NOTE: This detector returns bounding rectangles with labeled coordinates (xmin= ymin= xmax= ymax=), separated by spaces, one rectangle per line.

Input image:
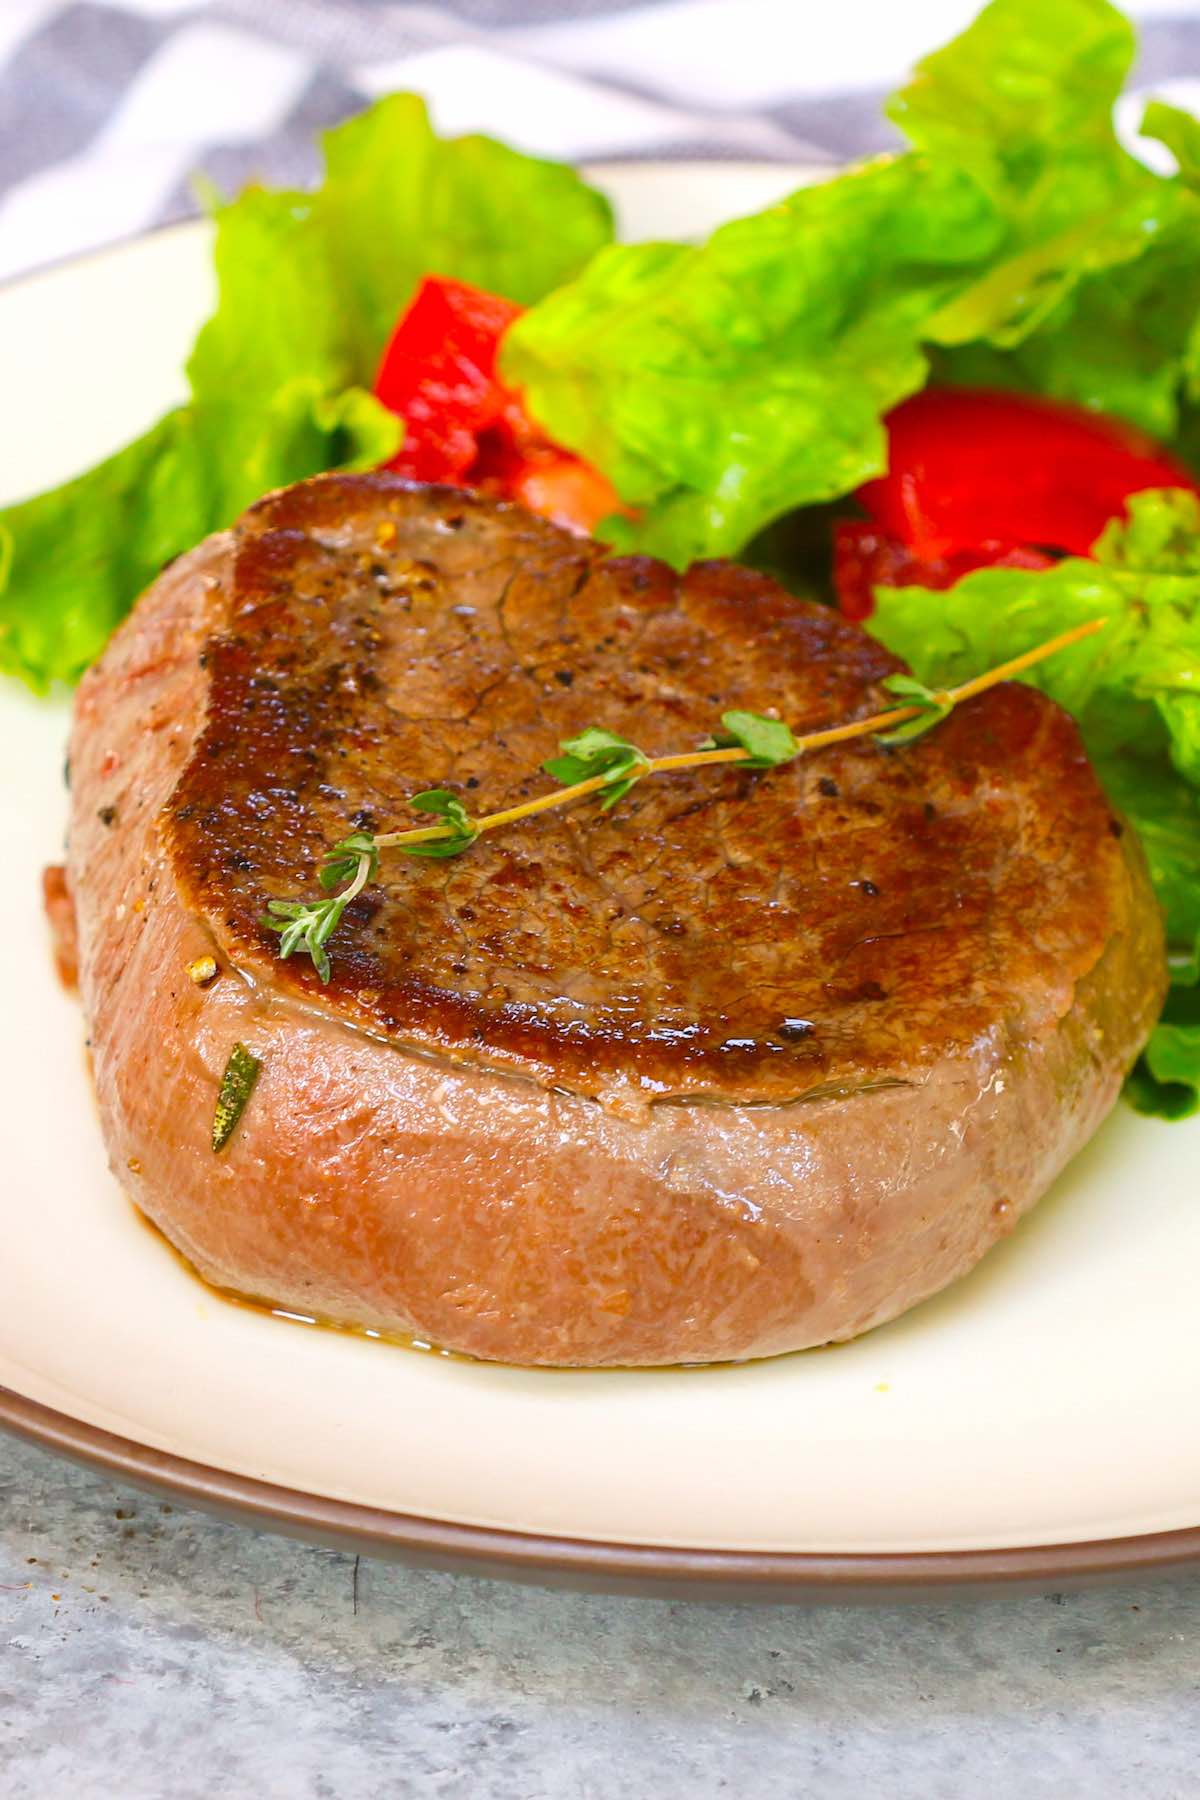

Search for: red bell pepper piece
xmin=835 ymin=387 xmax=1199 ymax=618
xmin=860 ymin=388 xmax=1196 ymax=559
xmin=374 ymin=276 xmax=524 ymax=485
xmin=832 ymin=522 xmax=1055 ymax=623
xmin=373 ymin=275 xmax=624 ymax=536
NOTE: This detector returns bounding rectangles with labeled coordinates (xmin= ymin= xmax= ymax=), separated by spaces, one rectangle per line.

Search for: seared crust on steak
xmin=62 ymin=474 xmax=1167 ymax=1365
xmin=166 ymin=475 xmax=1145 ymax=1107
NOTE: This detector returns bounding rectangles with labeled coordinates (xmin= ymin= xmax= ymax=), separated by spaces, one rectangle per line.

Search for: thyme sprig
xmin=267 ymin=616 xmax=1105 ymax=982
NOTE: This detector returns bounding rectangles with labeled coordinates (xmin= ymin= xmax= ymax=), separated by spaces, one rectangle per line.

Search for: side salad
xmin=3 ymin=0 xmax=1200 ymax=1118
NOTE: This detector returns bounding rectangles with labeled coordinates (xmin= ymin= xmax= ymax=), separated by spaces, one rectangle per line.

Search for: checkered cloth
xmin=1 ymin=0 xmax=1198 ymax=282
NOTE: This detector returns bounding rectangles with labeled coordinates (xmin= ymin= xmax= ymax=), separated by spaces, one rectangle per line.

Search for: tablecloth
xmin=3 ymin=0 xmax=1199 ymax=285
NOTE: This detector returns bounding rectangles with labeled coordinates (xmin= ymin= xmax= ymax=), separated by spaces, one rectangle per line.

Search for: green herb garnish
xmin=875 ymin=675 xmax=955 ymax=745
xmin=397 ymin=790 xmax=478 ymax=857
xmin=265 ymin=832 xmax=379 ymax=980
xmin=212 ymin=1042 xmax=262 ymax=1152
xmin=543 ymin=728 xmax=650 ymax=808
xmin=263 ymin=896 xmax=352 ymax=983
xmin=703 ymin=711 xmax=801 ymax=767
xmin=319 ymin=829 xmax=380 ymax=889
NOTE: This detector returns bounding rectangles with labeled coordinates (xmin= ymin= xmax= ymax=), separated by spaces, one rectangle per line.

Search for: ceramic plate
xmin=3 ymin=165 xmax=1199 ymax=1599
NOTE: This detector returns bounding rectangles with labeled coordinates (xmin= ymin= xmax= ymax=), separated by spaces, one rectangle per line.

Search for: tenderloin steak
xmin=55 ymin=473 xmax=1167 ymax=1365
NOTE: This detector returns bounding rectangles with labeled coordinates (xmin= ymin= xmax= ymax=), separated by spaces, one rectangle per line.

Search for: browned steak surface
xmin=165 ymin=474 xmax=1138 ymax=1105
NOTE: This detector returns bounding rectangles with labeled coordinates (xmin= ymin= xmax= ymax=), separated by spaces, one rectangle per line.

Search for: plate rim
xmin=4 ymin=182 xmax=1199 ymax=1601
xmin=0 ymin=158 xmax=820 ymax=300
xmin=5 ymin=1383 xmax=1200 ymax=1598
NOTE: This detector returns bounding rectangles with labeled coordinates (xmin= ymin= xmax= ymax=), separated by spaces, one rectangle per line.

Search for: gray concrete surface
xmin=2 ymin=1433 xmax=1200 ymax=1799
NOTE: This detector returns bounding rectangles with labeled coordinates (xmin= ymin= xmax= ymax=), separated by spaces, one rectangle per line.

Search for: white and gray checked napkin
xmin=1 ymin=0 xmax=1199 ymax=284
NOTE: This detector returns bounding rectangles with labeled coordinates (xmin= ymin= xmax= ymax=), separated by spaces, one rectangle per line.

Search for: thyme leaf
xmin=543 ymin=727 xmax=649 ymax=809
xmin=264 ymin=833 xmax=378 ymax=980
xmin=319 ymin=829 xmax=380 ymax=890
xmin=875 ymin=674 xmax=954 ymax=745
xmin=398 ymin=789 xmax=478 ymax=857
xmin=702 ymin=710 xmax=800 ymax=767
xmin=212 ymin=1041 xmax=261 ymax=1152
xmin=263 ymin=896 xmax=348 ymax=982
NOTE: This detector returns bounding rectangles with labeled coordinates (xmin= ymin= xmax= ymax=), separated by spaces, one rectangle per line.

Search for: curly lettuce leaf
xmin=505 ymin=157 xmax=1003 ymax=565
xmin=891 ymin=0 xmax=1132 ymax=185
xmin=187 ymin=185 xmax=347 ymax=402
xmin=190 ymin=101 xmax=611 ymax=402
xmin=506 ymin=0 xmax=1198 ymax=566
xmin=1099 ymin=755 xmax=1200 ymax=991
xmin=1125 ymin=982 xmax=1200 ymax=1120
xmin=0 ymin=96 xmax=612 ymax=690
xmin=869 ymin=488 xmax=1200 ymax=1118
xmin=315 ymin=94 xmax=613 ymax=374
xmin=0 ymin=385 xmax=398 ymax=689
xmin=930 ymin=227 xmax=1200 ymax=442
xmin=1141 ymin=111 xmax=1200 ymax=418
xmin=927 ymin=71 xmax=1200 ymax=441
xmin=1141 ymin=99 xmax=1200 ymax=190
xmin=892 ymin=0 xmax=1181 ymax=349
xmin=932 ymin=93 xmax=1200 ymax=442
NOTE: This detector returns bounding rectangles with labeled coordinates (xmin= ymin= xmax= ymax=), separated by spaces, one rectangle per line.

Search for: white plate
xmin=3 ymin=165 xmax=1199 ymax=1594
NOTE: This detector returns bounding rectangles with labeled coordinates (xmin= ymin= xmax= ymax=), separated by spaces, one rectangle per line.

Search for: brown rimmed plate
xmin=6 ymin=1385 xmax=1200 ymax=1601
xmin=3 ymin=169 xmax=1199 ymax=1600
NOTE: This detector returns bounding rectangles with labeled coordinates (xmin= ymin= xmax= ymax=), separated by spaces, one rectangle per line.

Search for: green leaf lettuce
xmin=869 ymin=488 xmax=1200 ymax=1117
xmin=0 ymin=96 xmax=612 ymax=688
xmin=504 ymin=157 xmax=1002 ymax=565
xmin=504 ymin=0 xmax=1200 ymax=565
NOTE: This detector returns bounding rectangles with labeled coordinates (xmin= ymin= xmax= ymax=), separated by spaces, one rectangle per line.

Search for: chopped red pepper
xmin=835 ymin=387 xmax=1199 ymax=618
xmin=373 ymin=275 xmax=623 ymax=536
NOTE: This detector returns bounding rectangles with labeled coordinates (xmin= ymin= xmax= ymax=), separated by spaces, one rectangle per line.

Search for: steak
xmin=57 ymin=473 xmax=1167 ymax=1365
